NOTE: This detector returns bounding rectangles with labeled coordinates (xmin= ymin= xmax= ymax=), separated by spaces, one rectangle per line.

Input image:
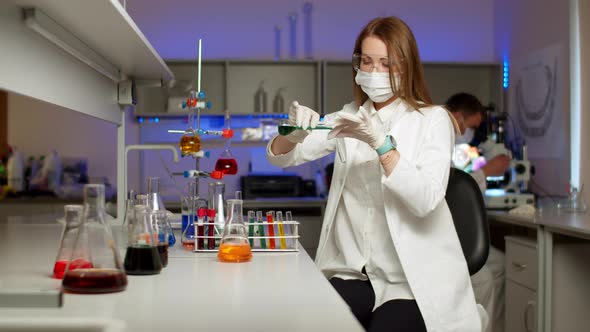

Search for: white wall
xmin=576 ymin=0 xmax=590 ymax=191
xmin=126 ymin=0 xmax=496 ymax=63
xmin=494 ymin=0 xmax=571 ymax=196
xmin=7 ymin=93 xmax=121 ymax=187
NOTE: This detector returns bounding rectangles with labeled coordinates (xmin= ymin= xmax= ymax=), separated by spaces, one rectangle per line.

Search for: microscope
xmin=478 ymin=104 xmax=535 ymax=209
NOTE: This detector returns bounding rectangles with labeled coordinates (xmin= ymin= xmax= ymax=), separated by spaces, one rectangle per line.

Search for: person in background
xmin=446 ymin=93 xmax=511 ymax=192
xmin=268 ymin=17 xmax=486 ymax=332
xmin=446 ymin=92 xmax=508 ymax=332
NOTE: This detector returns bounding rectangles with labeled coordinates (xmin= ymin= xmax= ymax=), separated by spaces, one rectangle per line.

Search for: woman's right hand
xmin=285 ymin=101 xmax=320 ymax=144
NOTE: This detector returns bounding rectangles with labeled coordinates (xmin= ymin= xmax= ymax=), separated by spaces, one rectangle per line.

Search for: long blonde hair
xmin=352 ymin=17 xmax=432 ymax=110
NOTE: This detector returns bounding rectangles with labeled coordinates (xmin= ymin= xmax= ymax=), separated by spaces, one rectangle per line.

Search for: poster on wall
xmin=509 ymin=44 xmax=566 ymax=159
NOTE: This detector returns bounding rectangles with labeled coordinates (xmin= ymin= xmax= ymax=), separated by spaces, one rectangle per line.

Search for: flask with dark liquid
xmin=62 ymin=184 xmax=128 ymax=294
xmin=124 ymin=206 xmax=162 ymax=275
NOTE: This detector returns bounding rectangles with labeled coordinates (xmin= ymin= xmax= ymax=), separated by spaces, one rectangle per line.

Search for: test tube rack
xmin=192 ymin=220 xmax=300 ymax=253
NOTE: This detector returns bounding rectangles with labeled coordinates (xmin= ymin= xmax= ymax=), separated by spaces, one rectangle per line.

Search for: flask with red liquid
xmin=62 ymin=184 xmax=128 ymax=294
xmin=214 ymin=110 xmax=238 ymax=175
xmin=52 ymin=205 xmax=91 ymax=279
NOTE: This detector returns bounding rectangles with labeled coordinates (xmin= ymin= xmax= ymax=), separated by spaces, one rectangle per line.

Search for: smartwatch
xmin=376 ymin=135 xmax=397 ymax=156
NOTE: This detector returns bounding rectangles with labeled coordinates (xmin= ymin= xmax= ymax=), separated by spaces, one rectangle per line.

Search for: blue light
xmin=155 ymin=117 xmax=159 ymax=123
xmin=502 ymin=60 xmax=509 ymax=89
xmin=138 ymin=117 xmax=144 ymax=123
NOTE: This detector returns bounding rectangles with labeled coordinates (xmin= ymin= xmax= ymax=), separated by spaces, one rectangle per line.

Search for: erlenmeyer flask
xmin=124 ymin=206 xmax=162 ymax=275
xmin=146 ymin=177 xmax=176 ymax=246
xmin=208 ymin=182 xmax=226 ymax=235
xmin=218 ymin=199 xmax=252 ymax=263
xmin=147 ymin=177 xmax=165 ymax=211
xmin=53 ymin=205 xmax=88 ymax=279
xmin=62 ymin=184 xmax=128 ymax=294
xmin=151 ymin=210 xmax=171 ymax=268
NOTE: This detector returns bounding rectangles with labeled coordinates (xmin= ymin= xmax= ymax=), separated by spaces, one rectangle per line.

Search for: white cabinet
xmin=505 ymin=280 xmax=536 ymax=332
xmin=505 ymin=236 xmax=537 ymax=332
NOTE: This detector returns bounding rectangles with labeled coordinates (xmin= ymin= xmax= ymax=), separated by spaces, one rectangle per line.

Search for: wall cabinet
xmin=136 ymin=60 xmax=502 ymax=117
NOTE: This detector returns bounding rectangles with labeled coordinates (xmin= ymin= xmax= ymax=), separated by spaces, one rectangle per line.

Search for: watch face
xmin=389 ymin=135 xmax=397 ymax=148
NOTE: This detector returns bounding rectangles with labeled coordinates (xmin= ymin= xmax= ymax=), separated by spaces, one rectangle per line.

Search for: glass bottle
xmin=124 ymin=205 xmax=162 ymax=275
xmin=53 ymin=205 xmax=86 ymax=279
xmin=215 ymin=111 xmax=238 ymax=175
xmin=62 ymin=184 xmax=128 ymax=293
xmin=218 ymin=199 xmax=252 ymax=263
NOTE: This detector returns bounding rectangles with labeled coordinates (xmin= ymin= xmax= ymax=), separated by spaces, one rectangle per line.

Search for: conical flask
xmin=53 ymin=205 xmax=88 ymax=279
xmin=147 ymin=177 xmax=176 ymax=246
xmin=147 ymin=177 xmax=165 ymax=211
xmin=62 ymin=184 xmax=128 ymax=294
xmin=124 ymin=206 xmax=162 ymax=275
xmin=218 ymin=199 xmax=252 ymax=263
xmin=151 ymin=210 xmax=170 ymax=268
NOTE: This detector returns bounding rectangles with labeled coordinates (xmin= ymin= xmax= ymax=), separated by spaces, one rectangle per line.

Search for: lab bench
xmin=487 ymin=209 xmax=590 ymax=332
xmin=0 ymin=214 xmax=363 ymax=332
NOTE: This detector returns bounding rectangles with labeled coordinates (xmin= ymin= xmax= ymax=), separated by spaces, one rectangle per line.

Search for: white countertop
xmin=0 ymin=216 xmax=363 ymax=332
xmin=487 ymin=208 xmax=590 ymax=239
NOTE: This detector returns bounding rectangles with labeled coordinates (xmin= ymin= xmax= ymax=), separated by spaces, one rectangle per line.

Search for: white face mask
xmin=456 ymin=127 xmax=475 ymax=144
xmin=355 ymin=71 xmax=399 ymax=103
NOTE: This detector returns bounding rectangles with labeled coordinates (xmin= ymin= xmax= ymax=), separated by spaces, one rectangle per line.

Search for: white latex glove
xmin=285 ymin=101 xmax=320 ymax=144
xmin=327 ymin=106 xmax=386 ymax=150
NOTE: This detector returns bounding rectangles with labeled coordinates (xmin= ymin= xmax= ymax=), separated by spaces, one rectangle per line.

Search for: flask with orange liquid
xmin=217 ymin=199 xmax=252 ymax=263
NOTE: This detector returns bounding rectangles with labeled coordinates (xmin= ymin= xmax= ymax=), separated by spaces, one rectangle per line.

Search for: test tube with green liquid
xmin=278 ymin=124 xmax=332 ymax=136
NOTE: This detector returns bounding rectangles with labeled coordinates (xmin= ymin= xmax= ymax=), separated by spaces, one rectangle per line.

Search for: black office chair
xmin=445 ymin=168 xmax=490 ymax=276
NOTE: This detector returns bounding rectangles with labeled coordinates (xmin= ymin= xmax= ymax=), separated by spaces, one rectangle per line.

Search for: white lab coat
xmin=267 ymin=99 xmax=485 ymax=331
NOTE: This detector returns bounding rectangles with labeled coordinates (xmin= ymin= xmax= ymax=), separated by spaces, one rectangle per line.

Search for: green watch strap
xmin=376 ymin=135 xmax=396 ymax=156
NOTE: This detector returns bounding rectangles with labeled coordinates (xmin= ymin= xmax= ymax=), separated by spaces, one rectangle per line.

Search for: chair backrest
xmin=445 ymin=168 xmax=490 ymax=276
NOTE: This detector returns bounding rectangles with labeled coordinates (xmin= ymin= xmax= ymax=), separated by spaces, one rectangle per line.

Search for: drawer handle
xmin=512 ymin=262 xmax=527 ymax=270
xmin=524 ymin=300 xmax=535 ymax=332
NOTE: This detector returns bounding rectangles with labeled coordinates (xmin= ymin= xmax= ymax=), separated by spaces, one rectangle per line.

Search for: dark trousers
xmin=330 ymin=277 xmax=427 ymax=332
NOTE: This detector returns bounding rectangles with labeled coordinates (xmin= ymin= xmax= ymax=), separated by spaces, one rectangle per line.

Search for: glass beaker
xmin=53 ymin=205 xmax=87 ymax=279
xmin=218 ymin=199 xmax=252 ymax=263
xmin=208 ymin=182 xmax=226 ymax=235
xmin=151 ymin=210 xmax=171 ymax=268
xmin=62 ymin=184 xmax=128 ymax=293
xmin=124 ymin=205 xmax=162 ymax=275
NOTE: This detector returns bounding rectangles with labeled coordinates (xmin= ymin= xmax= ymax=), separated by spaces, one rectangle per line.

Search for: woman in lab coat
xmin=267 ymin=17 xmax=486 ymax=332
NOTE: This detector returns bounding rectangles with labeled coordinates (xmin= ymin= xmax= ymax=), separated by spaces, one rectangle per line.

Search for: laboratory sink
xmin=0 ymin=318 xmax=125 ymax=332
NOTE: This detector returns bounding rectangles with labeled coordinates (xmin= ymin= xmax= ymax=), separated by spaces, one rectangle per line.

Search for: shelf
xmin=13 ymin=0 xmax=174 ymax=82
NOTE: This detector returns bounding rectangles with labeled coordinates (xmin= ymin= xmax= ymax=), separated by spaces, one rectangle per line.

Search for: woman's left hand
xmin=328 ymin=106 xmax=386 ymax=150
